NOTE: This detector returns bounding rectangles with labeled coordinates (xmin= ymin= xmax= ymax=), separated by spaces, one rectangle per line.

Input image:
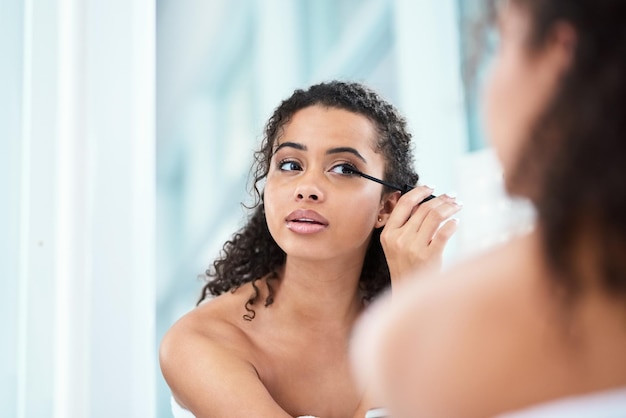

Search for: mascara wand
xmin=348 ymin=169 xmax=436 ymax=203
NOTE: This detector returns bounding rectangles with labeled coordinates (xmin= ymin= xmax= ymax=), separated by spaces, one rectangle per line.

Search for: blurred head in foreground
xmin=351 ymin=1 xmax=626 ymax=417
xmin=485 ymin=0 xmax=626 ymax=296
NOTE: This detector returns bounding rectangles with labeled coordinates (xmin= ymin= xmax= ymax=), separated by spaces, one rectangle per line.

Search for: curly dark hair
xmin=490 ymin=0 xmax=626 ymax=297
xmin=198 ymin=81 xmax=419 ymax=317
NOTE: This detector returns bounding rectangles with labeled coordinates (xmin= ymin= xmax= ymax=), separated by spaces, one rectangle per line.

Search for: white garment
xmin=497 ymin=387 xmax=626 ymax=418
xmin=170 ymin=395 xmax=319 ymax=418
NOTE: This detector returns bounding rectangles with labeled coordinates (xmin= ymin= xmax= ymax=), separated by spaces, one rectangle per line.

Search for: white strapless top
xmin=173 ymin=387 xmax=626 ymax=418
xmin=497 ymin=387 xmax=626 ymax=418
xmin=171 ymin=396 xmax=319 ymax=418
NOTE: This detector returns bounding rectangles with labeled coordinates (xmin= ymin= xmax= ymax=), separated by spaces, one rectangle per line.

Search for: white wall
xmin=0 ymin=0 xmax=156 ymax=416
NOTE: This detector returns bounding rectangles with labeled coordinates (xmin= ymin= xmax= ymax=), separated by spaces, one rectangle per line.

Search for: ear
xmin=376 ymin=191 xmax=400 ymax=228
xmin=545 ymin=20 xmax=577 ymax=72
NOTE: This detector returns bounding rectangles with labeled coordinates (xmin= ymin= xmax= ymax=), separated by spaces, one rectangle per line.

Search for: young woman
xmin=159 ymin=81 xmax=461 ymax=418
xmin=351 ymin=1 xmax=626 ymax=417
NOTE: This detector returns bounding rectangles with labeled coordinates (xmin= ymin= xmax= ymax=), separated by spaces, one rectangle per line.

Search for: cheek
xmin=339 ymin=196 xmax=381 ymax=238
xmin=263 ymin=182 xmax=285 ymax=232
xmin=483 ymin=55 xmax=529 ymax=175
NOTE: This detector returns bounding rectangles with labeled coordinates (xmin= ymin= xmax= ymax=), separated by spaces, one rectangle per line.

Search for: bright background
xmin=1 ymin=1 xmax=533 ymax=417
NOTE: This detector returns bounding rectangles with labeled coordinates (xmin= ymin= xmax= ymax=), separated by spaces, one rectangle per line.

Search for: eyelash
xmin=333 ymin=162 xmax=359 ymax=176
xmin=277 ymin=159 xmax=359 ymax=176
xmin=277 ymin=159 xmax=302 ymax=172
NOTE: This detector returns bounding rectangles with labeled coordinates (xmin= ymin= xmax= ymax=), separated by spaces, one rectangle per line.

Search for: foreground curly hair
xmin=198 ymin=81 xmax=419 ymax=318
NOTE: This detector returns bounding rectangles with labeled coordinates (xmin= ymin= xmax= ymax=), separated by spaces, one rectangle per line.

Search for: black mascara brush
xmin=347 ymin=168 xmax=436 ymax=203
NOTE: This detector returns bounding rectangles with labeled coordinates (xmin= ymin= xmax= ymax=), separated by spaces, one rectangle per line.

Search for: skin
xmin=351 ymin=4 xmax=626 ymax=418
xmin=160 ymin=105 xmax=461 ymax=418
xmin=484 ymin=2 xmax=576 ymax=189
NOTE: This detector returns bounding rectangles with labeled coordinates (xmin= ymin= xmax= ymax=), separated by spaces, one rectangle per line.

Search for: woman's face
xmin=483 ymin=2 xmax=566 ymax=187
xmin=264 ymin=105 xmax=390 ymax=263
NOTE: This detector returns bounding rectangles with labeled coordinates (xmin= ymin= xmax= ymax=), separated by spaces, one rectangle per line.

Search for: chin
xmin=280 ymin=241 xmax=334 ymax=260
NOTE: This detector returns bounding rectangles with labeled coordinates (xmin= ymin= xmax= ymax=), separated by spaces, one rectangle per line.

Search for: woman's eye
xmin=330 ymin=163 xmax=358 ymax=176
xmin=278 ymin=160 xmax=302 ymax=171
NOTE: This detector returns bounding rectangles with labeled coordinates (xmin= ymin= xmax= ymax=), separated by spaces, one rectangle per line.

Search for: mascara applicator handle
xmin=400 ymin=184 xmax=436 ymax=204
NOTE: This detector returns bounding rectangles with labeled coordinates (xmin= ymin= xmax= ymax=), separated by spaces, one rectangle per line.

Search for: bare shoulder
xmin=357 ymin=232 xmax=547 ymax=417
xmin=396 ymin=231 xmax=540 ymax=317
xmin=159 ymin=285 xmax=290 ymax=417
xmin=159 ymin=290 xmax=251 ymax=395
xmin=357 ymin=235 xmax=534 ymax=354
xmin=161 ymin=289 xmax=253 ymax=353
xmin=387 ymin=232 xmax=542 ymax=351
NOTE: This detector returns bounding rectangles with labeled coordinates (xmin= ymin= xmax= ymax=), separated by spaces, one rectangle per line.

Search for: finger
xmin=381 ymin=198 xmax=457 ymax=256
xmin=385 ymin=186 xmax=435 ymax=230
xmin=411 ymin=199 xmax=462 ymax=244
xmin=429 ymin=218 xmax=460 ymax=255
xmin=401 ymin=194 xmax=456 ymax=234
xmin=383 ymin=196 xmax=451 ymax=250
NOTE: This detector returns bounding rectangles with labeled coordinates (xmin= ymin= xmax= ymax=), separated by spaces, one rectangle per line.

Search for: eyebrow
xmin=274 ymin=142 xmax=367 ymax=163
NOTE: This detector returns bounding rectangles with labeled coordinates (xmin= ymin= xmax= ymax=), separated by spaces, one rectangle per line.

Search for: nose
xmin=294 ymin=175 xmax=324 ymax=202
xmin=297 ymin=191 xmax=319 ymax=201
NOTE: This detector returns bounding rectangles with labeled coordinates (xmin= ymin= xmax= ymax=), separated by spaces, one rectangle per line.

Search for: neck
xmin=271 ymin=255 xmax=365 ymax=329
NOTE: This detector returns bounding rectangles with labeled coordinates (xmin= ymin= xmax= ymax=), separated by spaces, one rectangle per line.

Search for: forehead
xmin=276 ymin=105 xmax=379 ymax=150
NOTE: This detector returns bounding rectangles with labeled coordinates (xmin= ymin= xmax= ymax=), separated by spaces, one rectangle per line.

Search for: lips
xmin=286 ymin=209 xmax=329 ymax=225
xmin=285 ymin=209 xmax=329 ymax=234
